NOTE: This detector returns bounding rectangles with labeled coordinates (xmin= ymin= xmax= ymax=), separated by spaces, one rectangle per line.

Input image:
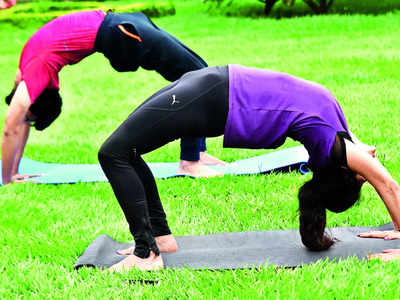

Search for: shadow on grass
xmin=205 ymin=0 xmax=400 ymax=18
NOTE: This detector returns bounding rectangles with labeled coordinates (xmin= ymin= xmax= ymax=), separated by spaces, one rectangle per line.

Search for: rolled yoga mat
xmin=0 ymin=146 xmax=309 ymax=184
xmin=75 ymin=223 xmax=399 ymax=270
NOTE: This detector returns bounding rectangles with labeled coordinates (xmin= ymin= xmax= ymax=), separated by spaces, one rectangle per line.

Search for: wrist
xmin=2 ymin=176 xmax=12 ymax=185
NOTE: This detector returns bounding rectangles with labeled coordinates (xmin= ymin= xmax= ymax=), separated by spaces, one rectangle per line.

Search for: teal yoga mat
xmin=0 ymin=146 xmax=309 ymax=184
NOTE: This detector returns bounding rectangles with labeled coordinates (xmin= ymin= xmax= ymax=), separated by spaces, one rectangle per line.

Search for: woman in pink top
xmin=0 ymin=0 xmax=16 ymax=10
xmin=2 ymin=10 xmax=224 ymax=186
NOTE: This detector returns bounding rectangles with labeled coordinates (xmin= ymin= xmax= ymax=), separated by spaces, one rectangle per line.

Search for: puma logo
xmin=171 ymin=94 xmax=180 ymax=106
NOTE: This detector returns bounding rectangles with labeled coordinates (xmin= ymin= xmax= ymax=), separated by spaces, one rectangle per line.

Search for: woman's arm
xmin=2 ymin=82 xmax=31 ymax=184
xmin=345 ymin=140 xmax=400 ymax=235
xmin=349 ymin=131 xmax=376 ymax=157
xmin=11 ymin=122 xmax=32 ymax=179
xmin=368 ymin=249 xmax=400 ymax=261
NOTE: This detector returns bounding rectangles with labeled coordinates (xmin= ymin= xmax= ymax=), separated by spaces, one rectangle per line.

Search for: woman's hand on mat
xmin=368 ymin=249 xmax=400 ymax=261
xmin=358 ymin=230 xmax=400 ymax=240
xmin=117 ymin=234 xmax=178 ymax=255
xmin=11 ymin=173 xmax=43 ymax=183
xmin=108 ymin=251 xmax=163 ymax=273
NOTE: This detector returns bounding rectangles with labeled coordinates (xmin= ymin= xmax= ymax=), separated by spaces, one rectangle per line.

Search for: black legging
xmin=98 ymin=66 xmax=229 ymax=258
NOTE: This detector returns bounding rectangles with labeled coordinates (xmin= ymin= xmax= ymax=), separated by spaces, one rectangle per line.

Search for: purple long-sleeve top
xmin=223 ymin=64 xmax=350 ymax=171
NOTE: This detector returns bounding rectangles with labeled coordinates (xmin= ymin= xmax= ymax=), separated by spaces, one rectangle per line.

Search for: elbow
xmin=388 ymin=179 xmax=400 ymax=196
xmin=3 ymin=122 xmax=19 ymax=137
xmin=381 ymin=178 xmax=400 ymax=198
xmin=3 ymin=127 xmax=13 ymax=138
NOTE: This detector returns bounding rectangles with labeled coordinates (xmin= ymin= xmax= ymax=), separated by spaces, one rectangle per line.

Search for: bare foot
xmin=117 ymin=234 xmax=178 ymax=255
xmin=368 ymin=249 xmax=400 ymax=262
xmin=108 ymin=252 xmax=163 ymax=273
xmin=155 ymin=234 xmax=178 ymax=252
xmin=177 ymin=160 xmax=222 ymax=178
xmin=199 ymin=152 xmax=227 ymax=165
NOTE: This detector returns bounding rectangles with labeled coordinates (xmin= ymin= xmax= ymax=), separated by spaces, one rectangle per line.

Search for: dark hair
xmin=5 ymin=88 xmax=62 ymax=131
xmin=298 ymin=167 xmax=361 ymax=251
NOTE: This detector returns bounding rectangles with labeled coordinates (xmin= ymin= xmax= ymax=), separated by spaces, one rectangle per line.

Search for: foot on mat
xmin=177 ymin=160 xmax=222 ymax=177
xmin=108 ymin=252 xmax=163 ymax=272
xmin=199 ymin=152 xmax=228 ymax=166
xmin=117 ymin=234 xmax=178 ymax=255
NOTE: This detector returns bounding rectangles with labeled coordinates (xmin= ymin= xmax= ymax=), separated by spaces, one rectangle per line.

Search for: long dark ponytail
xmin=298 ymin=167 xmax=361 ymax=251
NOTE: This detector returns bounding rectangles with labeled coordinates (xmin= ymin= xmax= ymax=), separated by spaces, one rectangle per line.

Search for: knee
xmin=98 ymin=144 xmax=113 ymax=168
xmin=98 ymin=139 xmax=136 ymax=168
xmin=98 ymin=139 xmax=121 ymax=167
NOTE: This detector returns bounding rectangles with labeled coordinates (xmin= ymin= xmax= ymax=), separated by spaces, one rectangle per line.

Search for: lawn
xmin=0 ymin=0 xmax=400 ymax=298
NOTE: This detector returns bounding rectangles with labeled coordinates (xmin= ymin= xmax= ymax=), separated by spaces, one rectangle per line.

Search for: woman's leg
xmin=133 ymin=17 xmax=225 ymax=172
xmin=98 ymin=66 xmax=229 ymax=262
xmin=96 ymin=12 xmax=213 ymax=172
xmin=98 ymin=151 xmax=161 ymax=258
xmin=180 ymin=138 xmax=202 ymax=161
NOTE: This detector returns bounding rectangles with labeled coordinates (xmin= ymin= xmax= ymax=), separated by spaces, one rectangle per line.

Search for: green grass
xmin=204 ymin=0 xmax=400 ymax=18
xmin=1 ymin=0 xmax=400 ymax=298
xmin=0 ymin=1 xmax=175 ymax=27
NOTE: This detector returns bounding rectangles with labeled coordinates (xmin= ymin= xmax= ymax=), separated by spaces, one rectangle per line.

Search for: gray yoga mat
xmin=75 ymin=223 xmax=399 ymax=270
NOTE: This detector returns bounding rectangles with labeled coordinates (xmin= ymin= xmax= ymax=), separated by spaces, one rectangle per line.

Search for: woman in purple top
xmin=97 ymin=65 xmax=400 ymax=271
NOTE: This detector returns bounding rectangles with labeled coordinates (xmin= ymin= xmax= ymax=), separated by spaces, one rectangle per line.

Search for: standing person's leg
xmin=98 ymin=150 xmax=162 ymax=258
xmin=116 ymin=156 xmax=178 ymax=256
xmin=99 ymin=66 xmax=229 ymax=271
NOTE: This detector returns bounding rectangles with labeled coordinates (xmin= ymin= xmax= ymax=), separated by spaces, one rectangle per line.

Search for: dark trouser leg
xmin=154 ymin=27 xmax=209 ymax=161
xmin=98 ymin=66 xmax=229 ymax=258
xmin=139 ymin=20 xmax=210 ymax=161
xmin=98 ymin=151 xmax=161 ymax=258
xmin=180 ymin=137 xmax=207 ymax=161
xmin=199 ymin=138 xmax=207 ymax=152
xmin=133 ymin=157 xmax=170 ymax=236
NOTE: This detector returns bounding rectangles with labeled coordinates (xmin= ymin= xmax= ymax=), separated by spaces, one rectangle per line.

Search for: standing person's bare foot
xmin=177 ymin=152 xmax=227 ymax=177
xmin=177 ymin=160 xmax=222 ymax=177
xmin=199 ymin=152 xmax=228 ymax=165
xmin=108 ymin=252 xmax=163 ymax=272
xmin=155 ymin=234 xmax=178 ymax=252
xmin=117 ymin=234 xmax=178 ymax=255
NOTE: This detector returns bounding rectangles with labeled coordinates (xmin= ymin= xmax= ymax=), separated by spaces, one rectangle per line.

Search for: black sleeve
xmin=330 ymin=131 xmax=353 ymax=167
